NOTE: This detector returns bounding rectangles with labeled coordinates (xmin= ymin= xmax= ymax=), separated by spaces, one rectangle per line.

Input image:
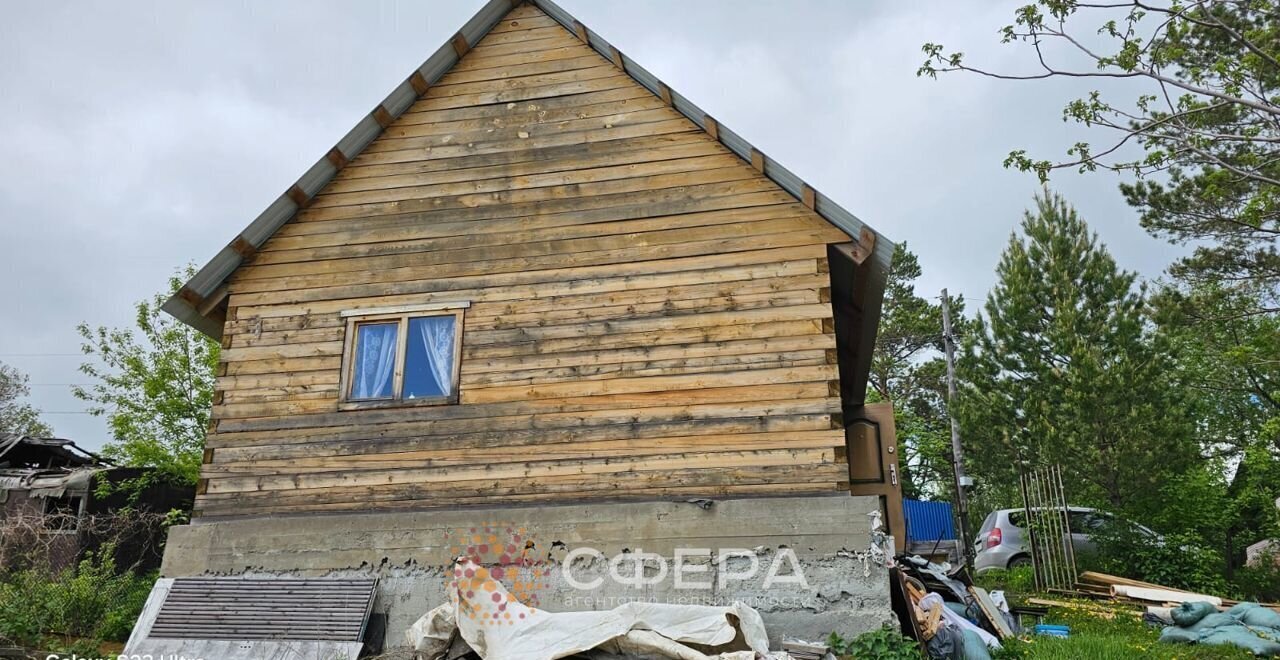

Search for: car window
xmin=1068 ymin=510 xmax=1097 ymax=532
xmin=1007 ymin=511 xmax=1024 ymax=528
xmin=978 ymin=511 xmax=998 ymax=535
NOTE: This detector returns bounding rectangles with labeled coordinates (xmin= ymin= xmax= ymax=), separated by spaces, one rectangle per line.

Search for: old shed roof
xmin=162 ymin=0 xmax=893 ymax=344
xmin=0 ymin=434 xmax=106 ymax=471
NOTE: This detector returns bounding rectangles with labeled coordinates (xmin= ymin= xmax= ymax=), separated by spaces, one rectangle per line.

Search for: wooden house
xmin=153 ymin=0 xmax=901 ymax=647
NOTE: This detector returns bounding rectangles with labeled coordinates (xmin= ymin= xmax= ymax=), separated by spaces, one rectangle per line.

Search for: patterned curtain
xmin=412 ymin=315 xmax=455 ymax=395
xmin=352 ymin=323 xmax=397 ymax=399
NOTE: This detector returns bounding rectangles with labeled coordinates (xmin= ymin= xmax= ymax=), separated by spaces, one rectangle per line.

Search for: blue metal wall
xmin=903 ymin=499 xmax=956 ymax=543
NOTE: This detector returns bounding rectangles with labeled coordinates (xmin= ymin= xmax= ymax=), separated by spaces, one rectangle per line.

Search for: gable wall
xmin=197 ymin=4 xmax=853 ymax=518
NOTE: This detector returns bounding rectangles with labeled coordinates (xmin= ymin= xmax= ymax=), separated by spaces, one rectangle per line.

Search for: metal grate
xmin=1018 ymin=465 xmax=1078 ymax=591
xmin=149 ymin=577 xmax=378 ymax=641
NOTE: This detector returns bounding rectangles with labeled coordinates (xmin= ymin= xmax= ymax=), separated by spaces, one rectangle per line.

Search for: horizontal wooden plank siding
xmin=198 ymin=2 xmax=851 ymax=517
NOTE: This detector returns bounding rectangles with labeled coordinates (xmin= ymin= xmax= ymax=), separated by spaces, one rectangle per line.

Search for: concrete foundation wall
xmin=161 ymin=494 xmax=892 ymax=649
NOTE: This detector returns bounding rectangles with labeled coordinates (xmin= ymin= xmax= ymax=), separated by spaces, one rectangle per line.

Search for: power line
xmin=0 ymin=353 xmax=83 ymax=357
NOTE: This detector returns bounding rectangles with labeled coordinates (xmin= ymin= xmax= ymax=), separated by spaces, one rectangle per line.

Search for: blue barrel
xmin=903 ymin=499 xmax=956 ymax=543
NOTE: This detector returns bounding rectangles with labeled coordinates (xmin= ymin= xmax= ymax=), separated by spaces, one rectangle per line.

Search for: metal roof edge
xmin=164 ymin=0 xmax=520 ymax=336
xmin=166 ymin=0 xmax=894 ymax=339
xmin=532 ymin=0 xmax=893 ymax=258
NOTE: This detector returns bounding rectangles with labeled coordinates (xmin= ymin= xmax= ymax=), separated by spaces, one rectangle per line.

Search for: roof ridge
xmin=163 ymin=0 xmax=891 ymax=338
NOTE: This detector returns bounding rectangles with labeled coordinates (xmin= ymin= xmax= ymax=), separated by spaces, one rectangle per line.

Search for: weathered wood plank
xmin=204 ymin=447 xmax=836 ymax=494
xmin=209 ymin=410 xmax=837 ymax=460
xmin=193 ymin=1 xmax=854 ymax=515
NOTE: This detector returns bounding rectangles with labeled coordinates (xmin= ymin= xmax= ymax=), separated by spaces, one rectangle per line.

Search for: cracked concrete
xmin=161 ymin=495 xmax=892 ymax=648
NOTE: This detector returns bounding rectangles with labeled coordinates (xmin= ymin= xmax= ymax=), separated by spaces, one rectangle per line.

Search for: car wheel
xmin=1008 ymin=555 xmax=1032 ymax=569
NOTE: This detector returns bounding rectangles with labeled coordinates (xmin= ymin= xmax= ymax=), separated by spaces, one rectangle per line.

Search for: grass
xmin=990 ymin=598 xmax=1253 ymax=660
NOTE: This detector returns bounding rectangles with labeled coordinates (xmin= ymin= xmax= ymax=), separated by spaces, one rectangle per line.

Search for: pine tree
xmin=958 ymin=193 xmax=1197 ymax=513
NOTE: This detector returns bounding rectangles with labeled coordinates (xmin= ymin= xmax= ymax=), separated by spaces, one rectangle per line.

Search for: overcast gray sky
xmin=0 ymin=1 xmax=1179 ymax=451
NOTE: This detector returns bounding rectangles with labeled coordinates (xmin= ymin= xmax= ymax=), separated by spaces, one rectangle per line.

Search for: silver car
xmin=973 ymin=507 xmax=1159 ymax=573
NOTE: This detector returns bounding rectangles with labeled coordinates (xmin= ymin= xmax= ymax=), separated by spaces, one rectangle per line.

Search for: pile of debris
xmin=889 ymin=555 xmax=1018 ymax=660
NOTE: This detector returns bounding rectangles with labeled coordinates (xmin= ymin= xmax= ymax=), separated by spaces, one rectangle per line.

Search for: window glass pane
xmin=351 ymin=322 xmax=398 ymax=399
xmin=404 ymin=315 xmax=456 ymax=399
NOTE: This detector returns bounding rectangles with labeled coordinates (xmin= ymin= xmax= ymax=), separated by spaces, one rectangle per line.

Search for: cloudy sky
xmin=0 ymin=1 xmax=1178 ymax=450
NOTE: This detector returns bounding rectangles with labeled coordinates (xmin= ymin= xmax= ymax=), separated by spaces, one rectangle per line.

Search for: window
xmin=339 ymin=302 xmax=467 ymax=408
xmin=44 ymin=495 xmax=82 ymax=532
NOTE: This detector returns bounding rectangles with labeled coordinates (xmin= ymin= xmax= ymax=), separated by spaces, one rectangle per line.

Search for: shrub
xmin=1083 ymin=523 xmax=1230 ymax=595
xmin=1234 ymin=550 xmax=1280 ymax=603
xmin=0 ymin=546 xmax=156 ymax=650
xmin=828 ymin=626 xmax=921 ymax=659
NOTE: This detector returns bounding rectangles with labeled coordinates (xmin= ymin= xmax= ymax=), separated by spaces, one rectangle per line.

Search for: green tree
xmin=868 ymin=243 xmax=965 ymax=500
xmin=958 ymin=193 xmax=1197 ymax=513
xmin=920 ymin=0 xmax=1280 ymax=300
xmin=0 ymin=362 xmax=52 ymax=437
xmin=1152 ymin=279 xmax=1280 ymax=569
xmin=73 ymin=269 xmax=219 ymax=485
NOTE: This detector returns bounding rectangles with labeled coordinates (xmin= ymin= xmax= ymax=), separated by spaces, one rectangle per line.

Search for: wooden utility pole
xmin=940 ymin=289 xmax=973 ymax=566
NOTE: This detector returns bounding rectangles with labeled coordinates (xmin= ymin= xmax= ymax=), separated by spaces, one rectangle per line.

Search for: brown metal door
xmin=846 ymin=402 xmax=905 ymax=552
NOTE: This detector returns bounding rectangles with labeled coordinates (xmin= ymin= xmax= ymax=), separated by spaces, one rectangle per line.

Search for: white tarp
xmin=407 ymin=560 xmax=770 ymax=660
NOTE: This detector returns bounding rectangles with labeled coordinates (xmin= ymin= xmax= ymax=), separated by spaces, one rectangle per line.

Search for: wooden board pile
xmin=780 ymin=638 xmax=829 ymax=659
xmin=1056 ymin=571 xmax=1280 ymax=613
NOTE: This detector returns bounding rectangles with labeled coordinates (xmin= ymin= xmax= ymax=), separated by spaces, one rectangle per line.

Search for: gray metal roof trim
xmin=165 ymin=0 xmax=892 ymax=337
xmin=531 ymin=0 xmax=889 ymax=261
xmin=164 ymin=0 xmax=516 ymax=334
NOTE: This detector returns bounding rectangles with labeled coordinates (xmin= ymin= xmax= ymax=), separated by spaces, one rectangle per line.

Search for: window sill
xmin=338 ymin=395 xmax=458 ymax=411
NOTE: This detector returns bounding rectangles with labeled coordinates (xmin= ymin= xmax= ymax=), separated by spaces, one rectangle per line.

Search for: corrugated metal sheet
xmin=148 ymin=577 xmax=378 ymax=641
xmin=903 ymin=499 xmax=956 ymax=543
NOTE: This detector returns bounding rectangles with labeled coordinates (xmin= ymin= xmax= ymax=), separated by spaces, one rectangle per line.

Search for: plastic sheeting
xmin=407 ymin=560 xmax=770 ymax=660
xmin=1160 ymin=601 xmax=1280 ymax=656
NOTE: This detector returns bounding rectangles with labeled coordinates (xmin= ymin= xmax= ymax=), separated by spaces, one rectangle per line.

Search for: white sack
xmin=407 ymin=559 xmax=770 ymax=660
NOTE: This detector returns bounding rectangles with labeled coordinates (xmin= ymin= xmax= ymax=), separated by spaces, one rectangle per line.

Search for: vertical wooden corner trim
xmin=211 ymin=390 xmax=224 ymax=405
xmin=750 ymin=148 xmax=765 ymax=172
xmin=572 ymin=20 xmax=589 ymax=43
xmin=286 ymin=184 xmax=310 ymax=208
xmin=215 ymin=362 xmax=228 ymax=377
xmin=608 ymin=46 xmax=624 ymax=69
xmin=326 ymin=146 xmax=350 ymax=169
xmin=409 ymin=70 xmax=430 ymax=96
xmin=801 ymin=184 xmax=817 ymax=210
xmin=657 ymin=82 xmax=673 ymax=106
xmin=703 ymin=115 xmax=719 ymax=141
xmin=451 ymin=32 xmax=471 ymax=58
xmin=202 ymin=448 xmax=215 ymax=464
xmin=196 ymin=478 xmax=209 ymax=496
xmin=372 ymin=104 xmax=394 ymax=129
